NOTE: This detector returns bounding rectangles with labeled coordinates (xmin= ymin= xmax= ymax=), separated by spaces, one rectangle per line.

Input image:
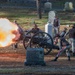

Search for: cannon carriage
xmin=15 ymin=23 xmax=59 ymax=55
xmin=23 ymin=30 xmax=55 ymax=55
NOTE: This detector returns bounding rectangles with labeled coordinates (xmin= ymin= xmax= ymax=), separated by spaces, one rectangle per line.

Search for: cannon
xmin=13 ymin=21 xmax=54 ymax=55
xmin=12 ymin=24 xmax=59 ymax=55
xmin=23 ymin=30 xmax=60 ymax=55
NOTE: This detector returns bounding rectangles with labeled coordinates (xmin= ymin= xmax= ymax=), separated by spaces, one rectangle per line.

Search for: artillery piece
xmin=13 ymin=24 xmax=59 ymax=55
xmin=23 ymin=30 xmax=59 ymax=55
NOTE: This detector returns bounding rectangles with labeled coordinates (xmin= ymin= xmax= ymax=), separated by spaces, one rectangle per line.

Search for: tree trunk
xmin=36 ymin=0 xmax=42 ymax=19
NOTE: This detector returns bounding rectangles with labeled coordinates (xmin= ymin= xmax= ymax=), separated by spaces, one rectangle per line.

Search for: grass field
xmin=0 ymin=8 xmax=75 ymax=31
xmin=0 ymin=8 xmax=48 ymax=31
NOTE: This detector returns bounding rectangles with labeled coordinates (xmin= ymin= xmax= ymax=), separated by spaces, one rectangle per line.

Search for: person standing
xmin=14 ymin=20 xmax=24 ymax=39
xmin=12 ymin=20 xmax=24 ymax=49
xmin=27 ymin=22 xmax=42 ymax=35
xmin=31 ymin=22 xmax=42 ymax=33
xmin=68 ymin=24 xmax=75 ymax=56
xmin=53 ymin=17 xmax=60 ymax=37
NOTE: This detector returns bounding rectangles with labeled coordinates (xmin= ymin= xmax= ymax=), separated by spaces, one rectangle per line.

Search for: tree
xmin=36 ymin=0 xmax=42 ymax=19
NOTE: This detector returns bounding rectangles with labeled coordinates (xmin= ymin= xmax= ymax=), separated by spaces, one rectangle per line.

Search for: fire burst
xmin=0 ymin=18 xmax=20 ymax=47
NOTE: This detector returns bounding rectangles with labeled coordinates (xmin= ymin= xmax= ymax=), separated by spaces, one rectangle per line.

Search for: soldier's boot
xmin=52 ymin=57 xmax=58 ymax=61
xmin=15 ymin=44 xmax=18 ymax=48
xmin=73 ymin=52 xmax=75 ymax=56
xmin=68 ymin=56 xmax=70 ymax=61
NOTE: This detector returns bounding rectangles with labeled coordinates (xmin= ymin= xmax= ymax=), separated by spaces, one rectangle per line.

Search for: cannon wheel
xmin=29 ymin=32 xmax=53 ymax=55
xmin=23 ymin=30 xmax=37 ymax=49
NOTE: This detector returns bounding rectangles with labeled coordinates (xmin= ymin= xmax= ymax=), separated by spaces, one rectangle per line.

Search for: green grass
xmin=0 ymin=8 xmax=48 ymax=31
xmin=0 ymin=8 xmax=75 ymax=31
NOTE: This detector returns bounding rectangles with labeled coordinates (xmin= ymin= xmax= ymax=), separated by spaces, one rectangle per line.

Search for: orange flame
xmin=0 ymin=18 xmax=20 ymax=47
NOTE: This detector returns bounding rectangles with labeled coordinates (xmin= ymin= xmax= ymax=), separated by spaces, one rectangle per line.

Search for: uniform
xmin=68 ymin=25 xmax=75 ymax=56
xmin=52 ymin=28 xmax=71 ymax=61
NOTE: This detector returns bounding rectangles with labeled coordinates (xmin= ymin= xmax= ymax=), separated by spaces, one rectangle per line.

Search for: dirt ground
xmin=0 ymin=43 xmax=75 ymax=75
xmin=0 ymin=25 xmax=75 ymax=75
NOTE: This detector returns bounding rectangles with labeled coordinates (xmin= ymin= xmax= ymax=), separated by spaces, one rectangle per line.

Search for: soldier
xmin=53 ymin=17 xmax=60 ymax=37
xmin=12 ymin=20 xmax=24 ymax=49
xmin=68 ymin=24 xmax=75 ymax=56
xmin=54 ymin=27 xmax=68 ymax=46
xmin=31 ymin=22 xmax=41 ymax=33
xmin=14 ymin=20 xmax=24 ymax=39
xmin=52 ymin=38 xmax=71 ymax=61
xmin=52 ymin=27 xmax=71 ymax=61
